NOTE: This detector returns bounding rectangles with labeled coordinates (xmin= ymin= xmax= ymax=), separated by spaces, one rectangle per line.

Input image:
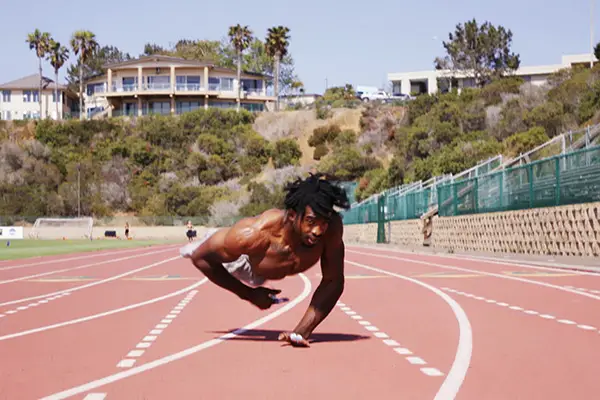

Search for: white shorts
xmin=179 ymin=228 xmax=266 ymax=287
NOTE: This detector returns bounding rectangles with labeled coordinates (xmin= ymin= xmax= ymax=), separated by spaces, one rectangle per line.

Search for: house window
xmin=52 ymin=91 xmax=63 ymax=103
xmin=1 ymin=90 xmax=10 ymax=102
xmin=220 ymin=78 xmax=234 ymax=91
xmin=241 ymin=79 xmax=262 ymax=91
xmin=23 ymin=90 xmax=39 ymax=102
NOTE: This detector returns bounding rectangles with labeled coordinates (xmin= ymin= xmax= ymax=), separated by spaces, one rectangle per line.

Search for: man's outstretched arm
xmin=188 ymin=222 xmax=277 ymax=308
xmin=281 ymin=216 xmax=345 ymax=346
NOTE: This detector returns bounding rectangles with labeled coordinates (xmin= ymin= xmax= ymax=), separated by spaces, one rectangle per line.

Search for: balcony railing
xmin=175 ymin=83 xmax=203 ymax=91
xmin=92 ymin=83 xmax=273 ymax=97
xmin=143 ymin=83 xmax=171 ymax=91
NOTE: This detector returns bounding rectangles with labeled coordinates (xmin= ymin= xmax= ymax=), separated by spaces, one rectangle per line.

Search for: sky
xmin=0 ymin=0 xmax=598 ymax=94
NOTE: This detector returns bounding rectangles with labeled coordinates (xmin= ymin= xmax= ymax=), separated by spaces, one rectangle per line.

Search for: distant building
xmin=83 ymin=55 xmax=276 ymax=118
xmin=388 ymin=53 xmax=598 ymax=96
xmin=0 ymin=74 xmax=78 ymax=120
xmin=280 ymin=93 xmax=322 ymax=108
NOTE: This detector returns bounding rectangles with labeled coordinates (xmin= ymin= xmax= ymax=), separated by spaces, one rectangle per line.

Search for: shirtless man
xmin=180 ymin=173 xmax=350 ymax=347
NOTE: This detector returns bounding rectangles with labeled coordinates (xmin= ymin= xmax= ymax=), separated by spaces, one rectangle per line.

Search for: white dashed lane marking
xmin=115 ymin=290 xmax=198 ymax=369
xmin=83 ymin=393 xmax=106 ymax=400
xmin=564 ymin=286 xmax=600 ymax=295
xmin=336 ymin=301 xmax=444 ymax=378
xmin=0 ymin=292 xmax=71 ymax=318
xmin=442 ymin=287 xmax=599 ymax=333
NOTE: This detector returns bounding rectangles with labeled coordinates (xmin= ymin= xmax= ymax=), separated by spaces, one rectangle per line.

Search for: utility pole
xmin=592 ymin=0 xmax=595 ymax=68
xmin=77 ymin=163 xmax=81 ymax=218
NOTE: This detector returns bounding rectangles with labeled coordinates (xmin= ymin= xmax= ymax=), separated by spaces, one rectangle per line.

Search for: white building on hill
xmin=388 ymin=54 xmax=598 ymax=96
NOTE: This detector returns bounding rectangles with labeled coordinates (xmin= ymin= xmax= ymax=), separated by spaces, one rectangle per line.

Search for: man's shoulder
xmin=223 ymin=209 xmax=283 ymax=251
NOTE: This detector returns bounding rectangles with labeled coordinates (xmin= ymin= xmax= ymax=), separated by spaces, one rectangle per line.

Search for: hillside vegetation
xmin=2 ymin=63 xmax=600 ymax=225
xmin=353 ymin=64 xmax=600 ymax=202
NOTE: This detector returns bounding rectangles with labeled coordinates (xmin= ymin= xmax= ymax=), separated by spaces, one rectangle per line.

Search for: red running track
xmin=1 ymin=243 xmax=600 ymax=399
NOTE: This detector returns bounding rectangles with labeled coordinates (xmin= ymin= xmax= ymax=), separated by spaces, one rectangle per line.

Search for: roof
xmin=0 ymin=74 xmax=68 ymax=90
xmin=388 ymin=53 xmax=599 ymax=82
xmin=102 ymin=54 xmax=270 ymax=78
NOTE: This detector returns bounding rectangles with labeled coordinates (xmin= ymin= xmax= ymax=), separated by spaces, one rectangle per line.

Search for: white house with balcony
xmin=84 ymin=55 xmax=276 ymax=118
xmin=388 ymin=53 xmax=598 ymax=96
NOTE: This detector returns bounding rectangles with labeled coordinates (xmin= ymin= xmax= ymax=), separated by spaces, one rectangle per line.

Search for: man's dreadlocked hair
xmin=283 ymin=172 xmax=350 ymax=219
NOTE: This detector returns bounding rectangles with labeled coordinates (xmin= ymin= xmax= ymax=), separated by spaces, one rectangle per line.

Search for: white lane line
xmin=0 ymin=247 xmax=176 ymax=285
xmin=348 ymin=244 xmax=599 ymax=276
xmin=565 ymin=286 xmax=600 ymax=295
xmin=0 ymin=244 xmax=179 ymax=272
xmin=407 ymin=356 xmax=427 ymax=365
xmin=0 ymin=293 xmax=78 ymax=319
xmin=347 ymin=249 xmax=600 ymax=302
xmin=0 ymin=279 xmax=208 ymax=342
xmin=421 ymin=368 xmax=445 ymax=377
xmin=346 ymin=260 xmax=471 ymax=400
xmin=39 ymin=274 xmax=312 ymax=400
xmin=116 ymin=359 xmax=136 ymax=368
xmin=577 ymin=325 xmax=596 ymax=330
xmin=82 ymin=393 xmax=106 ymax=400
xmin=336 ymin=302 xmax=444 ymax=378
xmin=443 ymin=288 xmax=599 ymax=334
xmin=0 ymin=256 xmax=182 ymax=308
xmin=116 ymin=291 xmax=199 ymax=369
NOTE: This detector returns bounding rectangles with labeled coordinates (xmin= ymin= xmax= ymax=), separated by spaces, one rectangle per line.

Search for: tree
xmin=66 ymin=45 xmax=132 ymax=93
xmin=26 ymin=29 xmax=51 ymax=119
xmin=228 ymin=24 xmax=253 ymax=112
xmin=46 ymin=40 xmax=70 ymax=120
xmin=594 ymin=42 xmax=600 ymax=62
xmin=70 ymin=30 xmax=99 ymax=120
xmin=434 ymin=19 xmax=520 ymax=87
xmin=143 ymin=35 xmax=300 ymax=97
xmin=67 ymin=45 xmax=132 ymax=91
xmin=265 ymin=26 xmax=291 ymax=111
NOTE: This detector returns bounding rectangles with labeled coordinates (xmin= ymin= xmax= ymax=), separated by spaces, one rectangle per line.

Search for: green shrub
xmin=272 ymin=138 xmax=302 ymax=168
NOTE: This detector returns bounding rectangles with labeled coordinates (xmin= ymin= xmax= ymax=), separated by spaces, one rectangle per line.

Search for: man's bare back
xmin=181 ymin=173 xmax=351 ymax=347
xmin=200 ymin=208 xmax=336 ymax=280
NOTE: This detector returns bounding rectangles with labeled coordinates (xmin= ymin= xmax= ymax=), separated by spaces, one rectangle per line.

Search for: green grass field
xmin=0 ymin=239 xmax=182 ymax=261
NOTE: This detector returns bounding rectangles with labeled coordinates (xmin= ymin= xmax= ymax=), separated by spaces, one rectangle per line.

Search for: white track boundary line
xmin=116 ymin=290 xmax=200 ymax=368
xmin=347 ymin=244 xmax=599 ymax=276
xmin=0 ymin=256 xmax=181 ymax=308
xmin=345 ymin=260 xmax=472 ymax=400
xmin=0 ymin=278 xmax=209 ymax=341
xmin=0 ymin=248 xmax=176 ymax=285
xmin=39 ymin=274 xmax=312 ymax=400
xmin=347 ymin=249 xmax=600 ymax=301
xmin=0 ymin=244 xmax=179 ymax=271
xmin=336 ymin=301 xmax=445 ymax=377
xmin=441 ymin=286 xmax=600 ymax=334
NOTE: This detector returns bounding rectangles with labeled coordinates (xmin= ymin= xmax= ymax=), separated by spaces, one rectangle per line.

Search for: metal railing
xmin=437 ymin=145 xmax=600 ymax=216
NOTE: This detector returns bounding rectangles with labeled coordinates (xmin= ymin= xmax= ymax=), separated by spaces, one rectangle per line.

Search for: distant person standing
xmin=124 ymin=222 xmax=130 ymax=239
xmin=186 ymin=220 xmax=195 ymax=242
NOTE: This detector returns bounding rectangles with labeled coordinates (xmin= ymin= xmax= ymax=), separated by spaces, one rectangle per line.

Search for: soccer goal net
xmin=29 ymin=217 xmax=94 ymax=240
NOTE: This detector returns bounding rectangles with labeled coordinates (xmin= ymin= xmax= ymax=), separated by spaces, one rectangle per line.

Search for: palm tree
xmin=265 ymin=26 xmax=290 ymax=111
xmin=26 ymin=29 xmax=51 ymax=119
xmin=46 ymin=40 xmax=70 ymax=120
xmin=228 ymin=24 xmax=253 ymax=112
xmin=70 ymin=30 xmax=99 ymax=120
